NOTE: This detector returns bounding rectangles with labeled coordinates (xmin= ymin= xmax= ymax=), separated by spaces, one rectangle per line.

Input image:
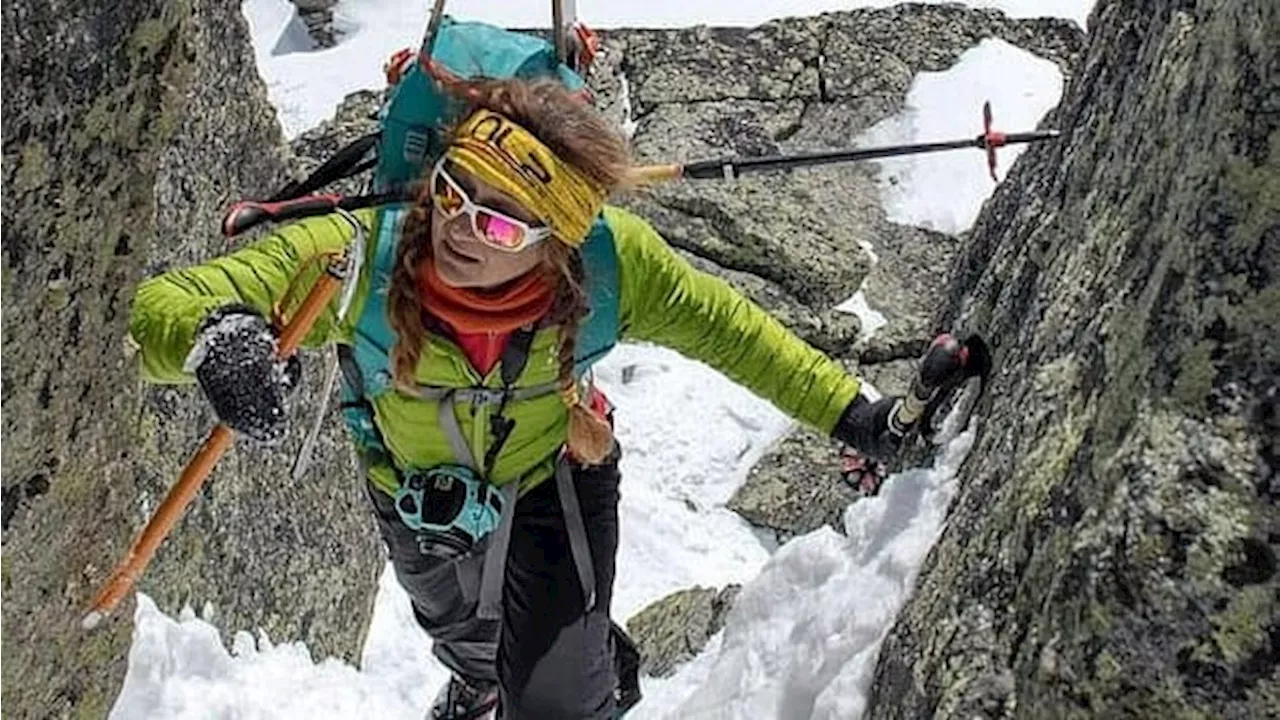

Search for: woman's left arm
xmin=607 ymin=206 xmax=861 ymax=435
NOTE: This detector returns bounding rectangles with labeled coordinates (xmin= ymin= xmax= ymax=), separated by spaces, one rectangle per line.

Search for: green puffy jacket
xmin=130 ymin=205 xmax=861 ymax=495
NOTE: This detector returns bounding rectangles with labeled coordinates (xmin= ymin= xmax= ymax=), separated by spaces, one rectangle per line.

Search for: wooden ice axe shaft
xmin=82 ymin=258 xmax=347 ymax=631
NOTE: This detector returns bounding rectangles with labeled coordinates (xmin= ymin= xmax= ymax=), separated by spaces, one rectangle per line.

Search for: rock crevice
xmin=866 ymin=1 xmax=1279 ymax=717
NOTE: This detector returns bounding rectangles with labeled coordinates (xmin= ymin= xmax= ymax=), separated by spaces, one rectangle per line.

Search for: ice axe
xmin=632 ymin=101 xmax=1055 ymax=184
xmin=81 ymin=253 xmax=350 ymax=631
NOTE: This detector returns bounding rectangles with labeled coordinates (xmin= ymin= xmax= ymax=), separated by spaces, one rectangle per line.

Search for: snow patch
xmin=110 ymin=595 xmax=420 ymax=720
xmin=834 ymin=290 xmax=888 ymax=342
xmin=594 ymin=344 xmax=794 ymax=621
xmin=619 ymin=73 xmax=640 ymax=139
xmin=856 ymin=38 xmax=1064 ymax=234
xmin=661 ymin=427 xmax=977 ymax=719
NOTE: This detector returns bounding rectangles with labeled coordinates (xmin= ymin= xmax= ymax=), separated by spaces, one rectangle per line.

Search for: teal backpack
xmin=374 ymin=17 xmax=591 ymax=191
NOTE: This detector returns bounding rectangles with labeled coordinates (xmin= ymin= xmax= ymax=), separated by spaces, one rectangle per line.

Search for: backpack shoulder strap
xmin=575 ymin=217 xmax=618 ymax=375
xmin=336 ymin=204 xmax=407 ymax=468
xmin=350 ymin=204 xmax=407 ymax=397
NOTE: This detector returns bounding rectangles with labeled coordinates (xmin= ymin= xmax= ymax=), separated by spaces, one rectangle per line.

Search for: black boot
xmin=612 ymin=622 xmax=643 ymax=717
xmin=429 ymin=675 xmax=499 ymax=720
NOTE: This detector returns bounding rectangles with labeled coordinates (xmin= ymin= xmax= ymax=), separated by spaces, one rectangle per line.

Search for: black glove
xmin=832 ymin=394 xmax=908 ymax=462
xmin=185 ymin=305 xmax=301 ymax=444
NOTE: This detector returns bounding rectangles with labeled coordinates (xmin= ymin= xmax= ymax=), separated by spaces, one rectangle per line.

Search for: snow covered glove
xmin=832 ymin=395 xmax=909 ymax=462
xmin=184 ymin=305 xmax=301 ymax=444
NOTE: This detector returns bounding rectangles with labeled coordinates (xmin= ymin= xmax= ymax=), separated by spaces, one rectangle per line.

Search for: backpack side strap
xmin=575 ymin=217 xmax=618 ymax=376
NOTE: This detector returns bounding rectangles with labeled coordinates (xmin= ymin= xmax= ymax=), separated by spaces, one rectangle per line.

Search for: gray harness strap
xmin=423 ymin=369 xmax=599 ymax=621
xmin=556 ymin=457 xmax=598 ymax=612
xmin=436 ymin=388 xmax=515 ymax=621
xmin=475 ymin=456 xmax=599 ymax=619
xmin=436 ymin=390 xmax=480 ymax=469
xmin=477 ymin=481 xmax=521 ymax=620
xmin=410 ymin=382 xmax=560 ymax=404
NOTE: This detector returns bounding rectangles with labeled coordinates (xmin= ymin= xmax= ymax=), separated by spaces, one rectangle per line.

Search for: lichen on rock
xmin=2 ymin=1 xmax=382 ymax=717
xmin=627 ymin=585 xmax=742 ymax=678
xmin=865 ymin=1 xmax=1279 ymax=717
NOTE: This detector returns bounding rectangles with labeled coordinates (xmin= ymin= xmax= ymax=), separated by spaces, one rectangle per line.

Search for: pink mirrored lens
xmin=477 ymin=212 xmax=526 ymax=249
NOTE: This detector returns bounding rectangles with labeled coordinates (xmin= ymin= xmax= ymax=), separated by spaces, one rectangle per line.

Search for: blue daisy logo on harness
xmin=395 ymin=464 xmax=506 ymax=553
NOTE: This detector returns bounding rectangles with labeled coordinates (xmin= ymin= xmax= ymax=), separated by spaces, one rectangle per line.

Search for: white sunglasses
xmin=428 ymin=159 xmax=552 ymax=253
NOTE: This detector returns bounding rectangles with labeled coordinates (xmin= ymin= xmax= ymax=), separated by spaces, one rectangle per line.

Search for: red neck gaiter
xmin=417 ymin=260 xmax=555 ymax=374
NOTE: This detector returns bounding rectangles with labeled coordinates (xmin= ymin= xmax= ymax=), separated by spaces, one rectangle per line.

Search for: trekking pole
xmin=634 ymin=102 xmax=1057 ymax=184
xmin=422 ymin=0 xmax=448 ymax=54
xmin=226 ymin=105 xmax=1055 ymax=235
xmin=81 ymin=254 xmax=350 ymax=631
xmin=552 ymin=0 xmax=580 ymax=67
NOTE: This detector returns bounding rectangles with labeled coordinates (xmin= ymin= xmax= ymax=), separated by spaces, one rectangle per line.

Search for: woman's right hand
xmin=184 ymin=305 xmax=301 ymax=444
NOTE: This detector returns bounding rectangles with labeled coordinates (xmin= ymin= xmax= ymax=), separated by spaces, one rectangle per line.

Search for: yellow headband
xmin=443 ymin=109 xmax=607 ymax=247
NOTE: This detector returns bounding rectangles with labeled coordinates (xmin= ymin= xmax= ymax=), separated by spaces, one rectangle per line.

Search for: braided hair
xmin=388 ymin=78 xmax=631 ymax=464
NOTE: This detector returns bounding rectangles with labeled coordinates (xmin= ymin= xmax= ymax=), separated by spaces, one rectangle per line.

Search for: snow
xmin=244 ymin=0 xmax=1086 ymax=139
xmin=833 ymin=291 xmax=888 ymax=342
xmin=108 ymin=2 xmax=1089 ymax=718
xmin=669 ymin=428 xmax=976 ymax=719
xmin=110 ymin=596 xmax=417 ymax=719
xmin=854 ymin=39 xmax=1065 ymax=236
xmin=617 ymin=73 xmax=640 ymax=139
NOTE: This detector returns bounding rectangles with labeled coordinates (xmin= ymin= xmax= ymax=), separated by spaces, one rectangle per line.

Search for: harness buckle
xmin=460 ymin=387 xmax=508 ymax=406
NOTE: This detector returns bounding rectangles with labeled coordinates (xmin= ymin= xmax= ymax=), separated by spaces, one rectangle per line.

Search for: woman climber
xmin=129 ymin=77 xmax=925 ymax=719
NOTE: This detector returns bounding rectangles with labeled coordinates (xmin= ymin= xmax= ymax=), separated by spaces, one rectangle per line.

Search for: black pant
xmin=369 ymin=456 xmax=621 ymax=719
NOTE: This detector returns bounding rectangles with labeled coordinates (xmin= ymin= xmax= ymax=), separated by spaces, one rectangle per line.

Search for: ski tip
xmin=81 ymin=610 xmax=104 ymax=631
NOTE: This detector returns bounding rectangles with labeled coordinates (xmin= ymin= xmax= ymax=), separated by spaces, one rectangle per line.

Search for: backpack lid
xmin=374 ymin=18 xmax=589 ymax=193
